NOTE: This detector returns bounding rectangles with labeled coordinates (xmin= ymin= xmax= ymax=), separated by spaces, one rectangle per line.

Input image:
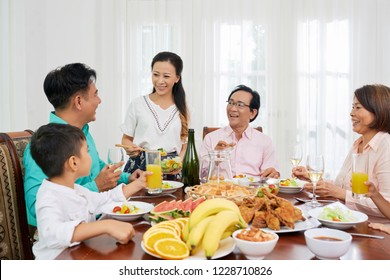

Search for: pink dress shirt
xmin=200 ymin=126 xmax=279 ymax=177
xmin=335 ymin=131 xmax=390 ymax=223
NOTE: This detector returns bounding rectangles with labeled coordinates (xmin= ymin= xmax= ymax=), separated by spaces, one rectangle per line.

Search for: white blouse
xmin=120 ymin=95 xmax=184 ymax=153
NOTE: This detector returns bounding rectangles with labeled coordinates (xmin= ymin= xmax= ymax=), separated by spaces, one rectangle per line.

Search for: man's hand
xmin=95 ymin=162 xmax=124 ymax=192
xmin=260 ymin=167 xmax=280 ymax=178
xmin=214 ymin=141 xmax=235 ymax=151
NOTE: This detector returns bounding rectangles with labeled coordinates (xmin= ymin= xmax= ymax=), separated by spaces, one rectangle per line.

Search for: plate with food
xmin=278 ymin=178 xmax=306 ymax=194
xmin=160 ymin=180 xmax=184 ymax=194
xmin=308 ymin=202 xmax=368 ymax=229
xmin=102 ymin=201 xmax=154 ymax=222
xmin=161 ymin=156 xmax=182 ymax=173
xmin=141 ymin=237 xmax=235 ymax=260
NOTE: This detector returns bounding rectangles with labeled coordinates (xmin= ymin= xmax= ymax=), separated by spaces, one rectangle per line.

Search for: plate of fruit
xmin=102 ymin=201 xmax=154 ymax=221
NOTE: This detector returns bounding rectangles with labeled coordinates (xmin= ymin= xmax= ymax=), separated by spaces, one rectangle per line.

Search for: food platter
xmin=263 ymin=216 xmax=320 ymax=233
xmin=141 ymin=237 xmax=235 ymax=260
xmin=102 ymin=201 xmax=154 ymax=222
xmin=308 ymin=202 xmax=368 ymax=229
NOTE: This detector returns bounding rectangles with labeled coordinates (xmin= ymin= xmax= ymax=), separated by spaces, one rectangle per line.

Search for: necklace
xmin=143 ymin=96 xmax=178 ymax=133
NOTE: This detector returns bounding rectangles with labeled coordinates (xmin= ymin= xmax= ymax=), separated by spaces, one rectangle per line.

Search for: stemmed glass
xmin=289 ymin=144 xmax=302 ymax=169
xmin=305 ymin=154 xmax=324 ymax=208
xmin=107 ymin=147 xmax=124 ymax=172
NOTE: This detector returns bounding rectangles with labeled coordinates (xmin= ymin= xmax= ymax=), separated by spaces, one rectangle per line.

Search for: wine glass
xmin=289 ymin=144 xmax=302 ymax=168
xmin=107 ymin=147 xmax=124 ymax=172
xmin=305 ymin=154 xmax=324 ymax=208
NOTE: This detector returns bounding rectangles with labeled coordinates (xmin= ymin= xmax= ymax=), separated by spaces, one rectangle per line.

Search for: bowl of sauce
xmin=304 ymin=228 xmax=352 ymax=259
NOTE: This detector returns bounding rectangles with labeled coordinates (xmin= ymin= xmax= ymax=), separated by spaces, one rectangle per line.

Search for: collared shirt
xmin=33 ymin=179 xmax=126 ymax=260
xmin=23 ymin=112 xmax=130 ymax=226
xmin=335 ymin=131 xmax=390 ymax=223
xmin=200 ymin=126 xmax=279 ymax=177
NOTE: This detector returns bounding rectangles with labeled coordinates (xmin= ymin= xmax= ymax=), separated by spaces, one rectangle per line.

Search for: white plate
xmin=308 ymin=202 xmax=368 ymax=229
xmin=141 ymin=237 xmax=235 ymax=260
xmin=263 ymin=216 xmax=320 ymax=233
xmin=146 ymin=180 xmax=183 ymax=195
xmin=278 ymin=179 xmax=306 ymax=194
xmin=102 ymin=201 xmax=154 ymax=222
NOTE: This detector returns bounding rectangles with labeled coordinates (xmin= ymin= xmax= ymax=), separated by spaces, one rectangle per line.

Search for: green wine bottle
xmin=181 ymin=129 xmax=200 ymax=187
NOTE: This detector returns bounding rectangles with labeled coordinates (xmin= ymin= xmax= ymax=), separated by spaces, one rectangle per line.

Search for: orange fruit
xmin=154 ymin=222 xmax=181 ymax=236
xmin=144 ymin=230 xmax=179 ymax=253
xmin=154 ymin=238 xmax=190 ymax=260
xmin=143 ymin=227 xmax=178 ymax=243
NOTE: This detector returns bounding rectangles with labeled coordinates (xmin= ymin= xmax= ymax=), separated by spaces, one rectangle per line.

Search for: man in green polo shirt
xmin=24 ymin=63 xmax=141 ymax=227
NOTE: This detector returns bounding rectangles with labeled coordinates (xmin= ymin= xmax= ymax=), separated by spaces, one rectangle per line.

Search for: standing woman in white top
xmin=120 ymin=51 xmax=189 ymax=174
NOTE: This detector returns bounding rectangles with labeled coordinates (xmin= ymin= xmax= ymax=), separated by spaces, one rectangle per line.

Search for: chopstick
xmin=115 ymin=144 xmax=147 ymax=152
xmin=349 ymin=233 xmax=385 ymax=239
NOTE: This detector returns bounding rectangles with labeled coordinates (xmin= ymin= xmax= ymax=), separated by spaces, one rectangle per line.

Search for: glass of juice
xmin=146 ymin=150 xmax=162 ymax=194
xmin=352 ymin=153 xmax=369 ymax=199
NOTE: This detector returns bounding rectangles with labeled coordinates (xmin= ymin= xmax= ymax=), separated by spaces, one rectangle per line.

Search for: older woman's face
xmin=226 ymin=90 xmax=257 ymax=129
xmin=350 ymin=96 xmax=375 ymax=135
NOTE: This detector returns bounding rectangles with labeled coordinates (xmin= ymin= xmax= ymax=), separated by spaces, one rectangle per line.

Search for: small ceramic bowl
xmin=304 ymin=228 xmax=352 ymax=259
xmin=232 ymin=228 xmax=279 ymax=260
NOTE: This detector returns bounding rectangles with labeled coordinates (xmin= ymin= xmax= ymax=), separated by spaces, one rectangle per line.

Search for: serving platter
xmin=141 ymin=237 xmax=235 ymax=260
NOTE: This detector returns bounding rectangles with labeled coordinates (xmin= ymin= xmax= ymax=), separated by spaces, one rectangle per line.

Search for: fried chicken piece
xmin=265 ymin=211 xmax=280 ymax=230
xmin=274 ymin=206 xmax=296 ymax=229
xmin=253 ymin=197 xmax=267 ymax=211
xmin=252 ymin=211 xmax=267 ymax=228
xmin=238 ymin=205 xmax=256 ymax=224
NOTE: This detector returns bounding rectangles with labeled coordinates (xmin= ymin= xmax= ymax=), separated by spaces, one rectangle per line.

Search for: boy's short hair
xmin=30 ymin=123 xmax=86 ymax=178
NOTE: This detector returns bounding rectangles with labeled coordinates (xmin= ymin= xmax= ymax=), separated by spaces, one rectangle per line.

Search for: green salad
xmin=318 ymin=206 xmax=357 ymax=222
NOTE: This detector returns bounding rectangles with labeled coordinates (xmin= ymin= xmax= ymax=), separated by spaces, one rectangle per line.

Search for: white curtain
xmin=1 ymin=0 xmax=390 ymax=178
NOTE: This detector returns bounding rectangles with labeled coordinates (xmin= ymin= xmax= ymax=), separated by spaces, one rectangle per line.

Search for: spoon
xmin=295 ymin=197 xmax=338 ymax=204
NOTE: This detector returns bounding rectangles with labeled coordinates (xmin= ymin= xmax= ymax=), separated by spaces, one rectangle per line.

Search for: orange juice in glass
xmin=352 ymin=153 xmax=368 ymax=199
xmin=146 ymin=150 xmax=162 ymax=194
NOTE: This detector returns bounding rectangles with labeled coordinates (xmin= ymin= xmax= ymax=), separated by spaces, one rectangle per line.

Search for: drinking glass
xmin=306 ymin=154 xmax=324 ymax=208
xmin=145 ymin=150 xmax=162 ymax=194
xmin=352 ymin=153 xmax=369 ymax=199
xmin=107 ymin=147 xmax=124 ymax=172
xmin=289 ymin=144 xmax=302 ymax=168
xmin=199 ymin=155 xmax=210 ymax=184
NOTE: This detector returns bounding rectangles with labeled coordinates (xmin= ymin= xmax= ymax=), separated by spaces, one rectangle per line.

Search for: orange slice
xmin=144 ymin=230 xmax=179 ymax=253
xmin=154 ymin=238 xmax=190 ymax=260
xmin=154 ymin=222 xmax=181 ymax=236
xmin=143 ymin=227 xmax=178 ymax=243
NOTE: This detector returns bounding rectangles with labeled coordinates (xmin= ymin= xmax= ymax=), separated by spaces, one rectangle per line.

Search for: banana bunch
xmin=182 ymin=198 xmax=247 ymax=259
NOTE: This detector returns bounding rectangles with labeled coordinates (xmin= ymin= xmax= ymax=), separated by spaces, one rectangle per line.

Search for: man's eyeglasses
xmin=226 ymin=100 xmax=251 ymax=109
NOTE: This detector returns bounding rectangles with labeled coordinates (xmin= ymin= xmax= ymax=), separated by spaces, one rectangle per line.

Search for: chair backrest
xmin=202 ymin=126 xmax=263 ymax=139
xmin=0 ymin=130 xmax=34 ymax=259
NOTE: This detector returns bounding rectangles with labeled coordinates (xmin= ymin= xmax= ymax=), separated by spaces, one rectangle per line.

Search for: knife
xmin=349 ymin=233 xmax=385 ymax=239
xmin=294 ymin=197 xmax=338 ymax=204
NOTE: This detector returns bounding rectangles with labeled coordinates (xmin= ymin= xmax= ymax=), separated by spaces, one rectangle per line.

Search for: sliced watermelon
xmin=151 ymin=200 xmax=177 ymax=215
xmin=191 ymin=197 xmax=206 ymax=211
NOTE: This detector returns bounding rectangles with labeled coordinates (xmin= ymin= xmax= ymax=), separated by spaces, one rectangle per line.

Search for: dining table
xmin=56 ymin=186 xmax=390 ymax=260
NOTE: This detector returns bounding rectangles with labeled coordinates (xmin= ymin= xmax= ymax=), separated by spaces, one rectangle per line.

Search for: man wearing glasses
xmin=200 ymin=84 xmax=280 ymax=178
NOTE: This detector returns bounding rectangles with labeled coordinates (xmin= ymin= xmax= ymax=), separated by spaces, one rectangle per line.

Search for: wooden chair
xmin=202 ymin=126 xmax=263 ymax=139
xmin=0 ymin=130 xmax=34 ymax=259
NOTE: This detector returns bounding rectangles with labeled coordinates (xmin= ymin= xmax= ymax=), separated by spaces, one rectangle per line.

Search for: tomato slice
xmin=112 ymin=206 xmax=121 ymax=213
